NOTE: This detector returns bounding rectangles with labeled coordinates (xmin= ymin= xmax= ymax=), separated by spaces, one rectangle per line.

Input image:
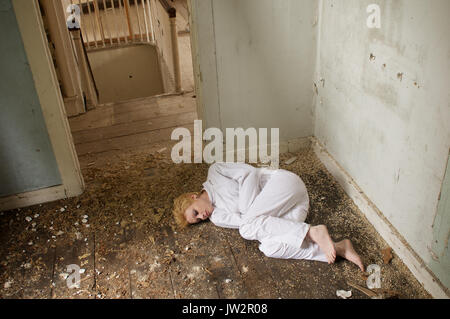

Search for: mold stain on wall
xmin=429 ymin=150 xmax=450 ymax=289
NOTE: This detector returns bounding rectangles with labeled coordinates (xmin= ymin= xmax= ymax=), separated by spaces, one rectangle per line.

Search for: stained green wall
xmin=0 ymin=0 xmax=61 ymax=197
xmin=430 ymin=151 xmax=450 ymax=289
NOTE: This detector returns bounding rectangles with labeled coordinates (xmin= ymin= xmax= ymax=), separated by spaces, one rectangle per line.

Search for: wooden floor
xmin=0 ymin=145 xmax=431 ymax=299
xmin=69 ymin=92 xmax=197 ymax=159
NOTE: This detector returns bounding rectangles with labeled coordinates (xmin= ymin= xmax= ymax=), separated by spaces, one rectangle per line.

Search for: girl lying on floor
xmin=173 ymin=163 xmax=365 ymax=271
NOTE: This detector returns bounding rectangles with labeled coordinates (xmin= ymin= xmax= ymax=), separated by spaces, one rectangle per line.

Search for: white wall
xmin=314 ymin=0 xmax=450 ymax=288
xmin=191 ymin=0 xmax=318 ymax=140
xmin=191 ymin=0 xmax=450 ymax=292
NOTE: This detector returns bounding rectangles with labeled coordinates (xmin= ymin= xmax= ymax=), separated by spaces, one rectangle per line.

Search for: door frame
xmin=187 ymin=0 xmax=204 ymax=122
xmin=0 ymin=0 xmax=84 ymax=211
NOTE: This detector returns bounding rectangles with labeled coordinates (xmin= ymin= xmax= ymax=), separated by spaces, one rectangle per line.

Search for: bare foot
xmin=335 ymin=239 xmax=365 ymax=272
xmin=307 ymin=225 xmax=336 ymax=264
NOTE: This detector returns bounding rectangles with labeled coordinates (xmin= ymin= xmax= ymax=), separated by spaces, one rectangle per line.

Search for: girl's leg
xmin=335 ymin=239 xmax=365 ymax=272
xmin=282 ymin=203 xmax=308 ymax=223
xmin=258 ymin=238 xmax=328 ymax=262
xmin=305 ymin=225 xmax=365 ymax=270
xmin=239 ymin=170 xmax=311 ymax=250
xmin=307 ymin=225 xmax=337 ymax=264
xmin=242 ymin=169 xmax=309 ymax=220
xmin=259 ymin=236 xmax=365 ymax=271
xmin=242 ymin=170 xmax=364 ymax=270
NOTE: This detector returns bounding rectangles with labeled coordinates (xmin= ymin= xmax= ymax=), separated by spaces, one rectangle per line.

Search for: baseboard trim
xmin=312 ymin=137 xmax=449 ymax=299
xmin=0 ymin=184 xmax=83 ymax=212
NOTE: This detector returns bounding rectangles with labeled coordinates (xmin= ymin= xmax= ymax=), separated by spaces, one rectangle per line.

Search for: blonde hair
xmin=173 ymin=192 xmax=199 ymax=229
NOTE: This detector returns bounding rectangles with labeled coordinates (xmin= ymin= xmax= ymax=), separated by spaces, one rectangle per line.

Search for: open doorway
xmin=72 ymin=0 xmax=194 ymax=104
xmin=39 ymin=0 xmax=197 ymax=165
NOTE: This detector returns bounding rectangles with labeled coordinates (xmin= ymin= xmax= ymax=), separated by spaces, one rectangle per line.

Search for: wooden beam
xmin=40 ymin=0 xmax=85 ymax=116
xmin=170 ymin=15 xmax=182 ymax=93
xmin=93 ymin=0 xmax=106 ymax=46
xmin=70 ymin=29 xmax=99 ymax=108
xmin=124 ymin=0 xmax=134 ymax=41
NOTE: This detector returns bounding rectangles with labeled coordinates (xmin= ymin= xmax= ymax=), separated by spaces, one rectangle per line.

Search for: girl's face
xmin=184 ymin=194 xmax=214 ymax=224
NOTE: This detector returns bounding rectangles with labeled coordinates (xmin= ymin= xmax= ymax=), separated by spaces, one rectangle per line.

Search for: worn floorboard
xmin=75 ymin=124 xmax=194 ymax=156
xmin=52 ymin=232 xmax=95 ymax=299
xmin=94 ymin=209 xmax=136 ymax=299
xmin=69 ymin=93 xmax=196 ymax=132
xmin=128 ymin=226 xmax=175 ymax=299
xmin=171 ymin=224 xmax=249 ymax=299
xmin=71 ymin=93 xmax=196 ymax=156
xmin=162 ymin=223 xmax=220 ymax=299
xmin=0 ymin=210 xmax=55 ymax=299
xmin=73 ymin=111 xmax=196 ymax=145
xmin=225 ymin=229 xmax=281 ymax=299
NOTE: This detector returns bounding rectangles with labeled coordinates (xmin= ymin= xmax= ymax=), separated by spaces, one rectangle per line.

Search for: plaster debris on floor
xmin=0 ymin=147 xmax=431 ymax=299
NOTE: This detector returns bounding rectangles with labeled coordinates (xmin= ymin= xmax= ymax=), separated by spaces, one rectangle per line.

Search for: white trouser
xmin=239 ymin=169 xmax=328 ymax=263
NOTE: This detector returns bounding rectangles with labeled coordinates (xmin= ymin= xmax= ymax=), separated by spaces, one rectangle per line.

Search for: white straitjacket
xmin=203 ymin=163 xmax=327 ymax=262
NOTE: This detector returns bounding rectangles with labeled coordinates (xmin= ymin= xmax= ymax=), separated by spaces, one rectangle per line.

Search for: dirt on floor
xmin=0 ymin=143 xmax=431 ymax=299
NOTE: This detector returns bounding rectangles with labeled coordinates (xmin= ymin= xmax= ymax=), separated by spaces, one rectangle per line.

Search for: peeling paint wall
xmin=191 ymin=0 xmax=318 ymax=140
xmin=314 ymin=0 xmax=450 ymax=289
